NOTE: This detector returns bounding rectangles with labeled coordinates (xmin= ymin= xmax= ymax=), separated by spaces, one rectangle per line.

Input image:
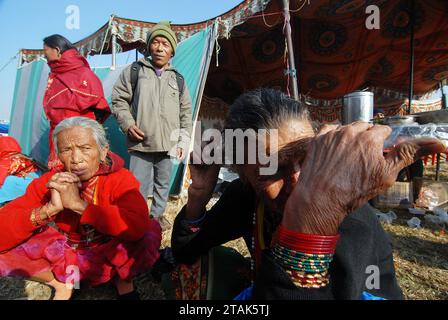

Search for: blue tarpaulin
xmin=0 ymin=123 xmax=8 ymax=134
xmin=0 ymin=172 xmax=40 ymax=204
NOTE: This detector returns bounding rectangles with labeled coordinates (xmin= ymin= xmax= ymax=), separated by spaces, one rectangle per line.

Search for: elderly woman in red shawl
xmin=0 ymin=117 xmax=161 ymax=300
xmin=43 ymin=34 xmax=110 ymax=170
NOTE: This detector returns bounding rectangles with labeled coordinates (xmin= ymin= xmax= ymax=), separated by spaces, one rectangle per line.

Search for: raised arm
xmin=254 ymin=123 xmax=443 ymax=299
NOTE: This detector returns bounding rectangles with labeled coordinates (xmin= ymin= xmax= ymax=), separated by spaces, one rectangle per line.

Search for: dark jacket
xmin=171 ymin=179 xmax=403 ymax=300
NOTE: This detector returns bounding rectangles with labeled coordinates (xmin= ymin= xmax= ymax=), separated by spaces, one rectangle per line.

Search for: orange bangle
xmin=30 ymin=207 xmax=51 ymax=227
xmin=30 ymin=210 xmax=37 ymax=227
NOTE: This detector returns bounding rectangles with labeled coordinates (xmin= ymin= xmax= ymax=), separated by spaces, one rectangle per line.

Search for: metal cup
xmin=342 ymin=91 xmax=374 ymax=125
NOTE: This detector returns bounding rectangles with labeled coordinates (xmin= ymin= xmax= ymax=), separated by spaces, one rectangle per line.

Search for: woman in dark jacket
xmin=170 ymin=88 xmax=444 ymax=300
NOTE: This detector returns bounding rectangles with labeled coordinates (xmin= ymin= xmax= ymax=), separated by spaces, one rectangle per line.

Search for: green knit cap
xmin=146 ymin=21 xmax=177 ymax=56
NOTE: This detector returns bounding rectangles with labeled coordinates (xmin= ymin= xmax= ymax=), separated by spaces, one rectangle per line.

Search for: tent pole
xmin=442 ymin=81 xmax=448 ymax=110
xmin=111 ymin=33 xmax=117 ymax=70
xmin=407 ymin=0 xmax=415 ymax=114
xmin=436 ymin=153 xmax=441 ymax=181
xmin=17 ymin=51 xmax=22 ymax=68
xmin=282 ymin=0 xmax=299 ymax=101
xmin=436 ymin=81 xmax=445 ymax=181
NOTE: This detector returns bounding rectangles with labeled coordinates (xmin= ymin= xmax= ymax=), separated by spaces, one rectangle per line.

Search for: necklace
xmin=251 ymin=209 xmax=256 ymax=285
xmin=251 ymin=202 xmax=267 ymax=284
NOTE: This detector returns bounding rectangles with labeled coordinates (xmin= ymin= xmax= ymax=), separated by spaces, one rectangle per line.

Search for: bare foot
xmin=48 ymin=279 xmax=73 ymax=300
xmin=29 ymin=271 xmax=73 ymax=300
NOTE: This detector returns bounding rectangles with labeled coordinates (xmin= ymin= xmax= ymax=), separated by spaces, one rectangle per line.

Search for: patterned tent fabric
xmin=306 ymin=98 xmax=443 ymax=124
xmin=303 ymin=86 xmax=443 ymax=122
xmin=200 ymin=0 xmax=447 ymax=120
xmin=197 ymin=95 xmax=229 ymax=132
xmin=21 ymin=21 xmax=110 ymax=64
xmin=293 ymin=0 xmax=448 ymax=99
xmin=20 ymin=0 xmax=269 ymax=64
xmin=19 ymin=0 xmax=448 ymax=119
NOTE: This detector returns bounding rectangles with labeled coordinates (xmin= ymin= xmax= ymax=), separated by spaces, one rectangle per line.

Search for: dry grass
xmin=383 ymin=221 xmax=448 ymax=300
xmin=1 ymin=161 xmax=448 ymax=300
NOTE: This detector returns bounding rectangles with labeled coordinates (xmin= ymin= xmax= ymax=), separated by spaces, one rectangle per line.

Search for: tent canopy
xmin=203 ymin=0 xmax=448 ymax=103
xmin=20 ymin=0 xmax=269 ymax=63
xmin=20 ymin=0 xmax=448 ymax=102
xmin=10 ymin=0 xmax=448 ymax=194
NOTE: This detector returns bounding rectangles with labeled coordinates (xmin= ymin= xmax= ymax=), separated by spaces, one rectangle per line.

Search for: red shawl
xmin=43 ymin=49 xmax=111 ymax=169
xmin=43 ymin=49 xmax=110 ymax=128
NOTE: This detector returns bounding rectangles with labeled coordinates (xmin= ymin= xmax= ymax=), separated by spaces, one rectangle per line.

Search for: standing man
xmin=112 ymin=21 xmax=192 ymax=231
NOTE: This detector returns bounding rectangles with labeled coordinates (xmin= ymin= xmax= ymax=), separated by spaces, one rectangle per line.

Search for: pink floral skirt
xmin=0 ymin=221 xmax=161 ymax=286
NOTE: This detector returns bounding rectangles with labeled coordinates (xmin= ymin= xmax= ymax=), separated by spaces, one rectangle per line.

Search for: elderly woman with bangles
xmin=0 ymin=117 xmax=161 ymax=300
xmin=168 ymin=88 xmax=444 ymax=300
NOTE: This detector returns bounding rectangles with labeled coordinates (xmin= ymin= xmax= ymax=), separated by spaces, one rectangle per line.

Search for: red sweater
xmin=0 ymin=168 xmax=151 ymax=252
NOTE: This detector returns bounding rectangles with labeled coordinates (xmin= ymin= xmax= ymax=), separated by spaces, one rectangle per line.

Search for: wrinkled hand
xmin=45 ymin=188 xmax=64 ymax=218
xmin=46 ymin=172 xmax=87 ymax=214
xmin=283 ymin=122 xmax=445 ymax=235
xmin=128 ymin=125 xmax=145 ymax=142
xmin=185 ymin=151 xmax=221 ymax=220
xmin=189 ymin=161 xmax=221 ymax=195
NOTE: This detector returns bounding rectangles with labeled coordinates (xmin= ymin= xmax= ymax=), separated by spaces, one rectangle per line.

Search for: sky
xmin=0 ymin=0 xmax=242 ymax=121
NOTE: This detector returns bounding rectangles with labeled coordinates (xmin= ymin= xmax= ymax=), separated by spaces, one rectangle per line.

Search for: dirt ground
xmin=1 ymin=161 xmax=447 ymax=300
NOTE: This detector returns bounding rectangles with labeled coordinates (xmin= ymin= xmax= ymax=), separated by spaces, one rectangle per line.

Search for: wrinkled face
xmin=149 ymin=36 xmax=173 ymax=68
xmin=240 ymin=119 xmax=315 ymax=215
xmin=56 ymin=126 xmax=108 ymax=181
xmin=43 ymin=44 xmax=60 ymax=62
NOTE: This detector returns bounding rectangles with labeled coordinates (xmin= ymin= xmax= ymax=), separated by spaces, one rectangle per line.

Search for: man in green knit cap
xmin=112 ymin=21 xmax=192 ymax=231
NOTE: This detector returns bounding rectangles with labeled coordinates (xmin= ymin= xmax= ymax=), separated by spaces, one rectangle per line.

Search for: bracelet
xmin=272 ymin=244 xmax=333 ymax=288
xmin=30 ymin=210 xmax=37 ymax=226
xmin=271 ymin=225 xmax=340 ymax=289
xmin=184 ymin=211 xmax=207 ymax=225
xmin=30 ymin=207 xmax=52 ymax=227
xmin=273 ymin=224 xmax=340 ymax=254
xmin=272 ymin=244 xmax=332 ymax=273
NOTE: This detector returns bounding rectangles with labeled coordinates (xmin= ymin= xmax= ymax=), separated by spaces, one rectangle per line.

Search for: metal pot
xmin=382 ymin=115 xmax=418 ymax=126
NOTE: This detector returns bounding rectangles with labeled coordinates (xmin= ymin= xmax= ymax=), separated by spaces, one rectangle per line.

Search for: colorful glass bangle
xmin=272 ymin=243 xmax=333 ymax=274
